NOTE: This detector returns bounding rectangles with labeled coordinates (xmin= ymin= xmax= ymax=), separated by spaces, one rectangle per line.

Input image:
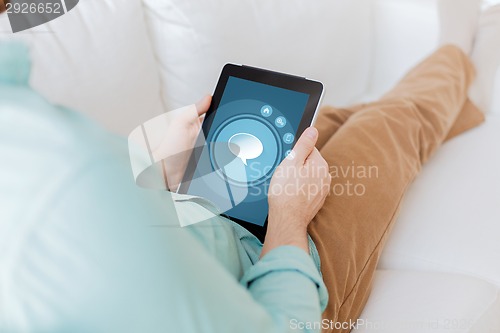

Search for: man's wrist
xmin=261 ymin=218 xmax=309 ymax=258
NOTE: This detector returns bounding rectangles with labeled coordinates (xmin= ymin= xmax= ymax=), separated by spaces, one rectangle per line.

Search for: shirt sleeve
xmin=0 ymin=90 xmax=328 ymax=332
xmin=241 ymin=245 xmax=329 ymax=331
xmin=2 ymin=155 xmax=327 ymax=333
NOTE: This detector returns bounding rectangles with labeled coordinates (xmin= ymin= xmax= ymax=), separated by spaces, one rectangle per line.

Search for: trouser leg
xmin=309 ymin=45 xmax=479 ymax=333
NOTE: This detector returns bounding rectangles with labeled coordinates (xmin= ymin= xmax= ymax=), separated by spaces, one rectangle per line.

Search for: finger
xmin=195 ymin=95 xmax=212 ymax=116
xmin=198 ymin=114 xmax=206 ymax=125
xmin=306 ymin=148 xmax=330 ymax=175
xmin=291 ymin=127 xmax=318 ymax=163
xmin=306 ymin=148 xmax=331 ymax=192
xmin=306 ymin=147 xmax=323 ymax=165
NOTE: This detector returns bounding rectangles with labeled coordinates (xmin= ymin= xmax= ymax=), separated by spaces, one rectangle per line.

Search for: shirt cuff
xmin=240 ymin=245 xmax=329 ymax=311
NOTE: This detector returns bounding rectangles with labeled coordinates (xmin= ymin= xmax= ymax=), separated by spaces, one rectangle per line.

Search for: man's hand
xmin=159 ymin=96 xmax=211 ymax=191
xmin=262 ymin=127 xmax=331 ymax=257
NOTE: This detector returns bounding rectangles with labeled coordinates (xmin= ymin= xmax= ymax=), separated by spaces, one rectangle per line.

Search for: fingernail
xmin=305 ymin=127 xmax=318 ymax=139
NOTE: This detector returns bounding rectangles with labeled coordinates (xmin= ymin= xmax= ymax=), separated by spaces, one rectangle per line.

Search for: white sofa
xmin=1 ymin=0 xmax=499 ymax=331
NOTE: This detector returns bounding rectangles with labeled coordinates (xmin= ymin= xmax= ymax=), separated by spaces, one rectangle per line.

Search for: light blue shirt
xmin=0 ymin=42 xmax=328 ymax=333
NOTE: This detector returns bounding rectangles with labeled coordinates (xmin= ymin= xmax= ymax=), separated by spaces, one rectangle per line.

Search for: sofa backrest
xmin=1 ymin=0 xmax=496 ymax=131
xmin=365 ymin=0 xmax=440 ymax=100
xmin=142 ymin=0 xmax=374 ymax=110
xmin=0 ymin=0 xmax=165 ymax=135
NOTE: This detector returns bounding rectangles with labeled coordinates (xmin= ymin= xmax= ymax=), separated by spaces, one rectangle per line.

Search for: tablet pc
xmin=178 ymin=64 xmax=324 ymax=242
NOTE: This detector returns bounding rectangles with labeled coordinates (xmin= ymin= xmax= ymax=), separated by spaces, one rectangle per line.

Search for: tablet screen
xmin=182 ymin=75 xmax=310 ymax=227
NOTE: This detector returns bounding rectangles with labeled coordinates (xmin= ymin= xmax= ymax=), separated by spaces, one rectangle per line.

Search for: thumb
xmin=290 ymin=127 xmax=318 ymax=163
xmin=195 ymin=95 xmax=212 ymax=116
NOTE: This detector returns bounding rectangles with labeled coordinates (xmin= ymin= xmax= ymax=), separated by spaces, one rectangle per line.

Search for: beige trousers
xmin=309 ymin=45 xmax=484 ymax=333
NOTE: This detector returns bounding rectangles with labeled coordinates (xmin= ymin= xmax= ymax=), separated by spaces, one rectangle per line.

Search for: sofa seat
xmin=354 ymin=270 xmax=500 ymax=333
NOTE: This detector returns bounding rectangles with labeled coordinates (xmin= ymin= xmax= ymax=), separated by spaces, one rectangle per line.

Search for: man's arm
xmin=0 ymin=40 xmax=329 ymax=329
xmin=1 ymin=97 xmax=327 ymax=333
xmin=1 ymin=150 xmax=326 ymax=333
xmin=263 ymin=127 xmax=331 ymax=257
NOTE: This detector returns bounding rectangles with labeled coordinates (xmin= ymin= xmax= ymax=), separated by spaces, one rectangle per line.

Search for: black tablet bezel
xmin=178 ymin=63 xmax=323 ymax=242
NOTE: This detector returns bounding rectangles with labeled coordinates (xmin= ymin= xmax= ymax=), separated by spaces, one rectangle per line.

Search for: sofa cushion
xmin=492 ymin=68 xmax=500 ymax=115
xmin=366 ymin=0 xmax=482 ymax=100
xmin=379 ymin=114 xmax=500 ymax=288
xmin=0 ymin=0 xmax=165 ymax=135
xmin=365 ymin=0 xmax=440 ymax=99
xmin=438 ymin=0 xmax=481 ymax=54
xmin=354 ymin=270 xmax=500 ymax=332
xmin=469 ymin=5 xmax=500 ymax=114
xmin=142 ymin=0 xmax=373 ymax=110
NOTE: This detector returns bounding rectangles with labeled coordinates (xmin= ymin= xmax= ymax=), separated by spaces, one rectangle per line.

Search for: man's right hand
xmin=261 ymin=127 xmax=331 ymax=257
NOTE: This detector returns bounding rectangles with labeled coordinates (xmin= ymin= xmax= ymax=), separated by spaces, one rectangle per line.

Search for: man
xmin=0 ymin=40 xmax=483 ymax=333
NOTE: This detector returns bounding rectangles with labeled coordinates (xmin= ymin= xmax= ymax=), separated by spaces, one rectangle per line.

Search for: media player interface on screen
xmin=185 ymin=76 xmax=310 ymax=226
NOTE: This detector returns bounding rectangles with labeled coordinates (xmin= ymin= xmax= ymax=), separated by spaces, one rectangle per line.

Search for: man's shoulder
xmin=0 ymin=85 xmax=130 ymax=219
xmin=0 ymin=84 xmax=127 ymax=167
